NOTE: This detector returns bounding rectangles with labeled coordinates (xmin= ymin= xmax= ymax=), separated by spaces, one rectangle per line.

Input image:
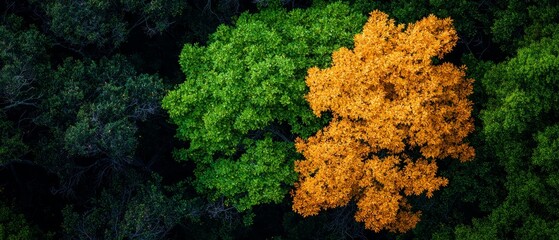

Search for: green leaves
xmin=491 ymin=0 xmax=559 ymax=53
xmin=350 ymin=0 xmax=492 ymax=40
xmin=533 ymin=125 xmax=559 ymax=187
xmin=0 ymin=16 xmax=49 ymax=111
xmin=459 ymin=33 xmax=559 ymax=239
xmin=195 ymin=137 xmax=296 ymax=211
xmin=37 ymin=55 xmax=164 ymax=163
xmin=62 ymin=173 xmax=195 ymax=240
xmin=0 ymin=201 xmax=39 ymax=240
xmin=0 ymin=114 xmax=27 ymax=165
xmin=35 ymin=0 xmax=185 ymax=48
xmin=163 ymin=2 xmax=365 ymax=211
xmin=482 ymin=35 xmax=559 ymax=147
xmin=64 ymin=116 xmax=137 ymax=160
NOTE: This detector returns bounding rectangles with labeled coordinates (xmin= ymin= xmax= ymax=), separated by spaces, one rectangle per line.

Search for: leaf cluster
xmin=162 ymin=2 xmax=366 ymax=211
xmin=293 ymin=10 xmax=475 ymax=233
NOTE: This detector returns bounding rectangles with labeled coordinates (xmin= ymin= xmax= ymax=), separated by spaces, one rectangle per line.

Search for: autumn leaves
xmin=166 ymin=6 xmax=475 ymax=233
xmin=292 ymin=11 xmax=475 ymax=232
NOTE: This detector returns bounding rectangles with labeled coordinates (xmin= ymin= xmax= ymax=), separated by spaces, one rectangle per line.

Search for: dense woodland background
xmin=1 ymin=0 xmax=558 ymax=239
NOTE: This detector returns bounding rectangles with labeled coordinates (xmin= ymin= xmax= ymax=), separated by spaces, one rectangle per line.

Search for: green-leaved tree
xmin=455 ymin=33 xmax=559 ymax=239
xmin=162 ymin=2 xmax=366 ymax=212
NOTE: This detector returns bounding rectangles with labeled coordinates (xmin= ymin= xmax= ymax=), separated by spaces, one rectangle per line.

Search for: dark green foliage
xmin=533 ymin=126 xmax=559 ymax=179
xmin=401 ymin=156 xmax=506 ymax=240
xmin=64 ymin=117 xmax=137 ymax=160
xmin=455 ymin=34 xmax=559 ymax=239
xmin=31 ymin=0 xmax=185 ymax=49
xmin=0 ymin=15 xmax=46 ymax=164
xmin=2 ymin=0 xmax=559 ymax=238
xmin=349 ymin=0 xmax=493 ymax=40
xmin=401 ymin=54 xmax=504 ymax=240
xmin=193 ymin=138 xmax=296 ymax=211
xmin=163 ymin=2 xmax=366 ymax=211
xmin=0 ymin=200 xmax=41 ymax=240
xmin=62 ymin=173 xmax=198 ymax=240
xmin=279 ymin=206 xmax=369 ymax=240
xmin=491 ymin=0 xmax=559 ymax=53
xmin=0 ymin=15 xmax=49 ymax=111
xmin=37 ymin=56 xmax=164 ymax=164
xmin=0 ymin=114 xmax=27 ymax=164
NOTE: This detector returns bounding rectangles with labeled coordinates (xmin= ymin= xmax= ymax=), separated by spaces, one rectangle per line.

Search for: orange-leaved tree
xmin=292 ymin=10 xmax=475 ymax=233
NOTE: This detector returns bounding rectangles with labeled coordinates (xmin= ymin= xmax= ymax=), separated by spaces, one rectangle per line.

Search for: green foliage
xmin=162 ymin=2 xmax=366 ymax=211
xmin=401 ymin=156 xmax=506 ymax=239
xmin=482 ymin=36 xmax=559 ymax=145
xmin=0 ymin=114 xmax=27 ymax=165
xmin=62 ymin=173 xmax=198 ymax=240
xmin=36 ymin=55 xmax=164 ymax=166
xmin=456 ymin=34 xmax=559 ymax=239
xmin=45 ymin=0 xmax=125 ymax=48
xmin=533 ymin=126 xmax=559 ymax=177
xmin=3 ymin=0 xmax=558 ymax=238
xmin=196 ymin=137 xmax=296 ymax=211
xmin=348 ymin=0 xmax=559 ymax=56
xmin=0 ymin=200 xmax=40 ymax=240
xmin=349 ymin=0 xmax=492 ymax=39
xmin=64 ymin=117 xmax=137 ymax=160
xmin=32 ymin=0 xmax=185 ymax=48
xmin=491 ymin=0 xmax=559 ymax=53
xmin=279 ymin=207 xmax=367 ymax=240
xmin=0 ymin=15 xmax=49 ymax=111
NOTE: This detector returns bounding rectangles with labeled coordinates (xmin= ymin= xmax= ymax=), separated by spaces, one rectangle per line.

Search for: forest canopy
xmin=292 ymin=10 xmax=474 ymax=233
xmin=162 ymin=2 xmax=365 ymax=212
xmin=1 ymin=0 xmax=558 ymax=239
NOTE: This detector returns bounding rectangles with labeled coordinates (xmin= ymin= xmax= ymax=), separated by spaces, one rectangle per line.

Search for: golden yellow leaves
xmin=292 ymin=10 xmax=475 ymax=232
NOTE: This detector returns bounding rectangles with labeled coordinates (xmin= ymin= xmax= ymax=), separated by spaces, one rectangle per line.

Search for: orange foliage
xmin=292 ymin=11 xmax=475 ymax=233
